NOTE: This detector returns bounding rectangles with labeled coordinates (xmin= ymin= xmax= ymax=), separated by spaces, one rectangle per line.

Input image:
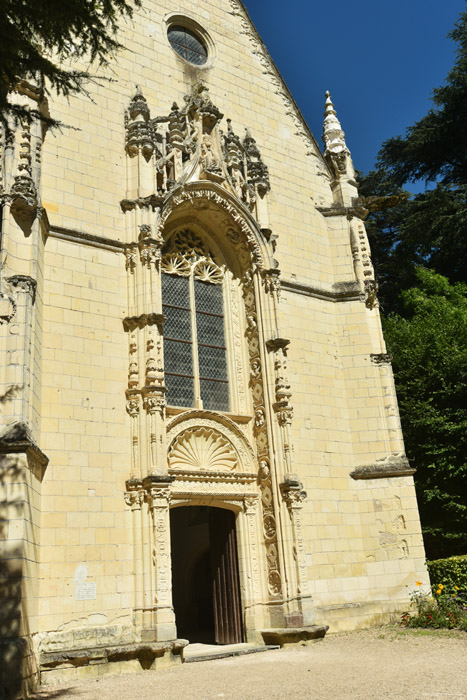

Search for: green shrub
xmin=427 ymin=555 xmax=467 ymax=592
xmin=400 ymin=562 xmax=467 ymax=631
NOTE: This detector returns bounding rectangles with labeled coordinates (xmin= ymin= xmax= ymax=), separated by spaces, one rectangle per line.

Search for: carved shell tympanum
xmin=168 ymin=427 xmax=238 ymax=471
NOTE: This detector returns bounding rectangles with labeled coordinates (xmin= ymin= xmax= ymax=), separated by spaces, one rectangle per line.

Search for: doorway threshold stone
xmin=261 ymin=625 xmax=329 ymax=647
xmin=184 ymin=642 xmax=279 ymax=663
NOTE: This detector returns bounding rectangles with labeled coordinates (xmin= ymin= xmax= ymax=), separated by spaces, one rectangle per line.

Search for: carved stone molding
xmin=242 ymin=268 xmax=282 ymax=597
xmin=159 ymin=185 xmax=267 ymax=269
xmin=0 ymin=293 xmax=17 ymax=324
xmin=280 ymin=474 xmax=307 ymax=509
xmin=370 ymin=353 xmax=393 ymax=365
xmin=49 ymin=225 xmax=126 ymax=253
xmin=6 ymin=275 xmax=37 ymax=304
xmin=168 ymin=427 xmax=238 ymax=472
xmin=123 ymin=313 xmax=165 ymax=333
xmin=166 ymin=411 xmax=255 ymax=475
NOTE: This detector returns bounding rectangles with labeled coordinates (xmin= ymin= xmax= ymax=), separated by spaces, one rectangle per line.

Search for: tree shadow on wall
xmin=0 ymin=456 xmax=25 ymax=700
xmin=0 ymin=387 xmax=74 ymax=700
xmin=0 ymin=461 xmax=78 ymax=700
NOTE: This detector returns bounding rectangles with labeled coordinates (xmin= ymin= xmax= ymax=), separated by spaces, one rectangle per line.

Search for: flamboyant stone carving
xmin=161 ymin=229 xmax=224 ymax=284
xmin=242 ymin=269 xmax=283 ymax=597
xmin=322 ymin=91 xmax=351 ymax=176
xmin=122 ymin=83 xmax=271 ymax=230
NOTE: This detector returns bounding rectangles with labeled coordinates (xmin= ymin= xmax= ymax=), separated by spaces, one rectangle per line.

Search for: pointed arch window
xmin=161 ymin=230 xmax=229 ymax=412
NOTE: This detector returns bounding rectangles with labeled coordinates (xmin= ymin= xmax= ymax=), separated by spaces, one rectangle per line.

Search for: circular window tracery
xmin=167 ymin=25 xmax=208 ymax=66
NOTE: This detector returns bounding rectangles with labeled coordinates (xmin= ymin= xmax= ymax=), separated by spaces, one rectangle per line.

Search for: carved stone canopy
xmin=123 ymin=83 xmax=270 ymax=209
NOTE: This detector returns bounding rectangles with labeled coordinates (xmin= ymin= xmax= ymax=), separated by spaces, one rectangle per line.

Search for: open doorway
xmin=170 ymin=506 xmax=243 ymax=644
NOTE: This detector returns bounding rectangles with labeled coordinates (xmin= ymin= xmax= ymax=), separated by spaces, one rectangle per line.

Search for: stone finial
xmin=322 ymin=90 xmax=348 ymax=157
xmin=128 ymin=86 xmax=150 ymax=122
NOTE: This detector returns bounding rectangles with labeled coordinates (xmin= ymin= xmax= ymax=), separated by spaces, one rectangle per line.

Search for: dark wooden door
xmin=209 ymin=508 xmax=244 ymax=644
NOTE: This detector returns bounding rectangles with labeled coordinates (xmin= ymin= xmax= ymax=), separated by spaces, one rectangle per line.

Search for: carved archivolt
xmin=159 ymin=184 xmax=272 ymax=270
xmin=168 ymin=427 xmax=238 ymax=472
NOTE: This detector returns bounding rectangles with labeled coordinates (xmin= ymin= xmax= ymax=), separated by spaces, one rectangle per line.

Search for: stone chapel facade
xmin=0 ymin=1 xmax=428 ymax=696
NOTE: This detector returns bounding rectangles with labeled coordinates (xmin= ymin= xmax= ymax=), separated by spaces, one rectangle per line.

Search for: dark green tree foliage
xmin=0 ymin=0 xmax=140 ymax=127
xmin=359 ymin=10 xmax=467 ymax=313
xmin=358 ymin=170 xmax=414 ymax=312
xmin=378 ymin=11 xmax=467 ymax=187
xmin=360 ymin=174 xmax=467 ymax=312
xmin=383 ymin=269 xmax=467 ymax=559
xmin=362 ymin=10 xmax=467 ymax=557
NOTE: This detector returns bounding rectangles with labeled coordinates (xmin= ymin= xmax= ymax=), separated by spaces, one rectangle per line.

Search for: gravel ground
xmin=32 ymin=628 xmax=467 ymax=700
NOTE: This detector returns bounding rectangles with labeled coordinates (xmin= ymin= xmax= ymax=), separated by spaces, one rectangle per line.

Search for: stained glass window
xmin=162 ymin=232 xmax=229 ymax=412
xmin=162 ymin=274 xmax=194 ymax=408
xmin=167 ymin=25 xmax=208 ymax=66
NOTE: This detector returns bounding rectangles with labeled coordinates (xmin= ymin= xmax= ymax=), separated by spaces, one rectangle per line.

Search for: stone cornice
xmin=317 ymin=204 xmax=367 ymax=220
xmin=350 ymin=458 xmax=415 ymax=480
xmin=49 ymin=226 xmax=125 ymax=252
xmin=0 ymin=421 xmax=49 ymax=479
xmin=281 ymin=278 xmax=362 ymax=303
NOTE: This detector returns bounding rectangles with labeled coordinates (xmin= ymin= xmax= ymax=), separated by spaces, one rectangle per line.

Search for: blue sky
xmin=243 ymin=0 xmax=466 ymax=176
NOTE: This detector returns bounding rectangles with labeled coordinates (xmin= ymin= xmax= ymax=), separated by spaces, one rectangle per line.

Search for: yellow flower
xmin=454 ymin=586 xmax=460 ymax=591
xmin=436 ymin=589 xmax=442 ymax=595
xmin=438 ymin=584 xmax=444 ymax=590
xmin=416 ymin=581 xmax=423 ymax=586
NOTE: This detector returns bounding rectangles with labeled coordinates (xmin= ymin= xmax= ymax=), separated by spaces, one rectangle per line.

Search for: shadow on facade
xmin=0 ymin=457 xmax=25 ymax=700
xmin=29 ymin=690 xmax=78 ymax=699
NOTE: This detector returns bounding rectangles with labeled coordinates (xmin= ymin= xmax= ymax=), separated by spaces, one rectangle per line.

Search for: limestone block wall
xmin=0 ymin=0 xmax=429 ymax=666
xmin=36 ymin=237 xmax=133 ymax=643
xmin=281 ymin=290 xmax=427 ymax=630
xmin=39 ymin=0 xmax=334 ymax=282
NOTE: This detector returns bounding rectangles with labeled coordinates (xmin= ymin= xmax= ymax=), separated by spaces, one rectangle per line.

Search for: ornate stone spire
xmin=322 ymin=90 xmax=348 ymax=158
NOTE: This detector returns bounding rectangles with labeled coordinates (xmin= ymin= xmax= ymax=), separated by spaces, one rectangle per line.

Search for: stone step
xmin=184 ymin=643 xmax=279 ymax=663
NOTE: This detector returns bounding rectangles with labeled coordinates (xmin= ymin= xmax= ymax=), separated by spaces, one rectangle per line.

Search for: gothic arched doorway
xmin=170 ymin=506 xmax=244 ymax=644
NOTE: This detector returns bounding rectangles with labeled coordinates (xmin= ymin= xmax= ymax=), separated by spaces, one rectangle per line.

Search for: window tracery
xmin=161 ymin=230 xmax=229 ymax=412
